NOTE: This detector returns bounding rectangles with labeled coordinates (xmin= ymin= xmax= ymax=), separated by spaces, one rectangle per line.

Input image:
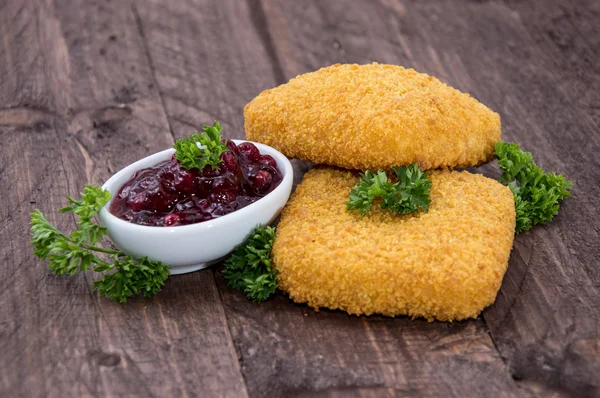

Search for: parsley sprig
xmin=495 ymin=142 xmax=572 ymax=233
xmin=30 ymin=186 xmax=170 ymax=302
xmin=173 ymin=121 xmax=228 ymax=171
xmin=346 ymin=164 xmax=432 ymax=215
xmin=222 ymin=226 xmax=277 ymax=302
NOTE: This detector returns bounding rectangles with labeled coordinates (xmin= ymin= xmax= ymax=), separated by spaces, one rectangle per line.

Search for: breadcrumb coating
xmin=244 ymin=63 xmax=501 ymax=170
xmin=272 ymin=168 xmax=515 ymax=321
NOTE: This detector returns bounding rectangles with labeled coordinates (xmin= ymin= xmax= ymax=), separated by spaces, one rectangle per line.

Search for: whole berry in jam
xmin=209 ymin=191 xmax=237 ymax=205
xmin=253 ymin=170 xmax=273 ymax=192
xmin=225 ymin=139 xmax=240 ymax=155
xmin=109 ymin=140 xmax=283 ymax=226
xmin=238 ymin=142 xmax=260 ymax=162
xmin=163 ymin=213 xmax=181 ymax=226
xmin=258 ymin=154 xmax=278 ymax=168
xmin=220 ymin=151 xmax=238 ymax=172
xmin=146 ymin=190 xmax=176 ymax=213
xmin=173 ymin=168 xmax=194 ymax=194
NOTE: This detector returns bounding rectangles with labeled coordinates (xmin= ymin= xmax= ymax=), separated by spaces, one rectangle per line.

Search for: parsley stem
xmin=91 ymin=256 xmax=112 ymax=268
xmin=52 ymin=231 xmax=120 ymax=256
xmin=31 ymin=186 xmax=171 ymax=303
xmin=80 ymin=243 xmax=121 ymax=256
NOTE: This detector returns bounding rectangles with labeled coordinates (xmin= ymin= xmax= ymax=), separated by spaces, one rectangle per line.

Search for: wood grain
xmin=251 ymin=0 xmax=600 ymax=396
xmin=214 ymin=275 xmax=519 ymax=397
xmin=1 ymin=0 xmax=598 ymax=397
xmin=202 ymin=1 xmax=519 ymax=396
xmin=0 ymin=1 xmax=246 ymax=397
xmin=132 ymin=0 xmax=278 ymax=138
xmin=465 ymin=1 xmax=600 ymax=396
xmin=131 ymin=0 xmax=312 ymax=186
xmin=132 ymin=0 xmax=520 ymax=395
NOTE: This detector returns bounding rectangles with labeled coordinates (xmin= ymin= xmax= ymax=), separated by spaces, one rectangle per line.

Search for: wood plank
xmin=1 ymin=0 xmax=597 ymax=397
xmin=131 ymin=0 xmax=310 ymax=186
xmin=254 ymin=0 xmax=600 ymax=396
xmin=214 ymin=278 xmax=518 ymax=397
xmin=458 ymin=1 xmax=600 ymax=396
xmin=0 ymin=1 xmax=246 ymax=397
xmin=371 ymin=0 xmax=600 ymax=395
xmin=198 ymin=0 xmax=518 ymax=396
xmin=131 ymin=0 xmax=278 ymax=138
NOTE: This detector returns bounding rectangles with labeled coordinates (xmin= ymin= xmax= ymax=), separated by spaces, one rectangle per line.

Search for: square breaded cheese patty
xmin=273 ymin=168 xmax=515 ymax=321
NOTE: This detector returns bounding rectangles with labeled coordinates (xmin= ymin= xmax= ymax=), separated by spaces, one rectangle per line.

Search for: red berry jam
xmin=109 ymin=140 xmax=283 ymax=226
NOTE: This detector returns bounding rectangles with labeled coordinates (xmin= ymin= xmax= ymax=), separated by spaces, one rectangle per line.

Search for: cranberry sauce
xmin=109 ymin=140 xmax=283 ymax=226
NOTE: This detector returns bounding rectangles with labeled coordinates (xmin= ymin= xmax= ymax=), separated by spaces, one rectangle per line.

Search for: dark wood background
xmin=1 ymin=0 xmax=598 ymax=397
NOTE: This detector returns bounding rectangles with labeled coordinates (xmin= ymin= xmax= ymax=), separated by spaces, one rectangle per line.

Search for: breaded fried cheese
xmin=245 ymin=63 xmax=501 ymax=170
xmin=273 ymin=168 xmax=515 ymax=321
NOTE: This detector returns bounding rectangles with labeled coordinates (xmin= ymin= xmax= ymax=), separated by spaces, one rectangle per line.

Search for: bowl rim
xmin=99 ymin=139 xmax=293 ymax=233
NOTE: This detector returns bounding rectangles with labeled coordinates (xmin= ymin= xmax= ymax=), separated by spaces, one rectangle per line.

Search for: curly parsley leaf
xmin=386 ymin=165 xmax=432 ymax=214
xmin=31 ymin=186 xmax=170 ymax=303
xmin=495 ymin=142 xmax=572 ymax=233
xmin=346 ymin=164 xmax=432 ymax=215
xmin=173 ymin=121 xmax=228 ymax=171
xmin=93 ymin=256 xmax=170 ymax=302
xmin=222 ymin=225 xmax=277 ymax=302
xmin=346 ymin=170 xmax=390 ymax=215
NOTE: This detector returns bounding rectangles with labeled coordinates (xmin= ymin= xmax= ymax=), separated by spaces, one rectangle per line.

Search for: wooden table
xmin=1 ymin=1 xmax=599 ymax=397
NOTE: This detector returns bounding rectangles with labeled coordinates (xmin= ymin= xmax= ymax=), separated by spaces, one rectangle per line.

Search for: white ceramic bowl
xmin=99 ymin=140 xmax=293 ymax=275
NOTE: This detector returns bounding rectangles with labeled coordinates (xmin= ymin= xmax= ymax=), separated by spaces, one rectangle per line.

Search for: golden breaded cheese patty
xmin=273 ymin=168 xmax=515 ymax=321
xmin=245 ymin=63 xmax=501 ymax=170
